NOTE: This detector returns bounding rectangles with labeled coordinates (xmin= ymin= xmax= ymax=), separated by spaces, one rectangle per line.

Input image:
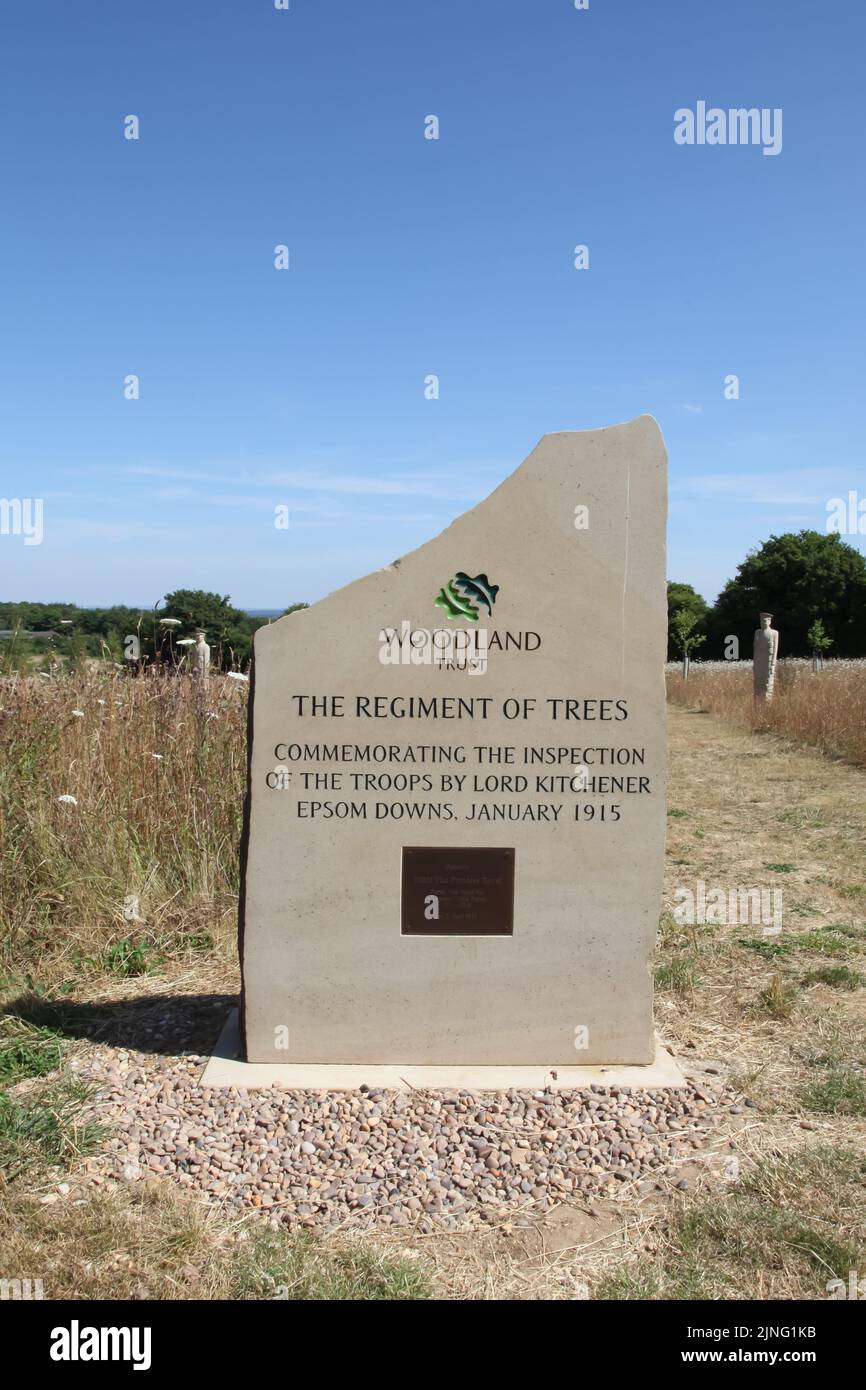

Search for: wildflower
xmin=227 ymin=672 xmax=249 ymax=682
xmin=159 ymin=617 xmax=182 ymax=628
xmin=176 ymin=638 xmax=195 ymax=647
xmin=57 ymin=795 xmax=78 ymax=805
xmin=96 ymin=698 xmax=106 ymax=706
xmin=149 ymin=753 xmax=164 ymax=761
xmin=71 ymin=709 xmax=85 ymax=717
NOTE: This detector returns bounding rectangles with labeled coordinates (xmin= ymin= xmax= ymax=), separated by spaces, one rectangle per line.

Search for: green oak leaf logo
xmin=434 ymin=572 xmax=499 ymax=623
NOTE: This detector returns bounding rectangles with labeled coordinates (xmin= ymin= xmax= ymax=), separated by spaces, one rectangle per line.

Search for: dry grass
xmin=0 ymin=667 xmax=247 ymax=984
xmin=593 ymin=1144 xmax=866 ymax=1300
xmin=0 ymin=1182 xmax=434 ymax=1301
xmin=667 ymin=660 xmax=866 ymax=768
xmin=658 ymin=707 xmax=866 ymax=1112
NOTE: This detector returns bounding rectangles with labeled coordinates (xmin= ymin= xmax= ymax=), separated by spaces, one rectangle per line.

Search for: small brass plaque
xmin=401 ymin=846 xmax=515 ymax=936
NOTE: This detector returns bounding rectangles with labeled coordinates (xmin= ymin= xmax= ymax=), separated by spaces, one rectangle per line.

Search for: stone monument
xmin=194 ymin=629 xmax=210 ymax=681
xmin=753 ymin=612 xmax=779 ymax=703
xmin=238 ymin=416 xmax=668 ymax=1066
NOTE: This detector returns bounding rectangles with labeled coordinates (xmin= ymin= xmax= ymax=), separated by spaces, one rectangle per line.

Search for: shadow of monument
xmin=2 ymin=991 xmax=236 ymax=1057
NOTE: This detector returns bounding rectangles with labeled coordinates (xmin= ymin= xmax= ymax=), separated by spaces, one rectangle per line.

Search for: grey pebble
xmin=94 ymin=1058 xmax=725 ymax=1232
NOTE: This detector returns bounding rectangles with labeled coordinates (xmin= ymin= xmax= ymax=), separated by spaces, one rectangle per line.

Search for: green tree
xmin=159 ymin=590 xmax=266 ymax=670
xmin=806 ymin=617 xmax=833 ymax=669
xmin=709 ymin=531 xmax=866 ymax=658
xmin=667 ymin=582 xmax=709 ymax=662
xmin=0 ymin=597 xmax=311 ymax=672
xmin=670 ymin=608 xmax=706 ymax=679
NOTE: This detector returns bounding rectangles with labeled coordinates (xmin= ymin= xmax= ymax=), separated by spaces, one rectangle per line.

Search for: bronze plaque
xmin=401 ymin=846 xmax=515 ymax=936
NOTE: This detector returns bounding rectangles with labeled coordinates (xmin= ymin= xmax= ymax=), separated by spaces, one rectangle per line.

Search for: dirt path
xmin=661 ymin=704 xmax=866 ymax=1111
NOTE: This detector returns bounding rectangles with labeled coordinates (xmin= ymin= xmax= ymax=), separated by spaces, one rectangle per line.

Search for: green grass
xmin=178 ymin=930 xmax=214 ymax=953
xmin=800 ymin=1067 xmax=866 ymax=1118
xmin=822 ymin=922 xmax=866 ymax=940
xmin=756 ymin=976 xmax=798 ymax=1020
xmin=0 ymin=1015 xmax=64 ymax=1083
xmin=231 ymin=1227 xmax=433 ymax=1301
xmin=738 ymin=935 xmax=792 ymax=959
xmin=70 ymin=938 xmax=159 ymax=978
xmin=658 ymin=913 xmax=718 ymax=950
xmin=765 ymin=862 xmax=796 ymax=873
xmin=803 ymin=965 xmax=864 ymax=990
xmin=593 ymin=1266 xmax=667 ymax=1300
xmin=102 ymin=938 xmax=156 ymax=977
xmin=794 ymin=929 xmax=854 ymax=955
xmin=595 ymin=1146 xmax=866 ymax=1301
xmin=778 ymin=809 xmax=828 ymax=830
xmin=738 ymin=926 xmax=860 ymax=961
xmin=654 ymin=957 xmax=699 ymax=994
xmin=788 ymin=899 xmax=821 ymax=917
xmin=0 ymin=1077 xmax=103 ymax=1183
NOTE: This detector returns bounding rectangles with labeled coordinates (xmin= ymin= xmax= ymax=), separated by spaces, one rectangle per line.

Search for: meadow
xmin=0 ymin=667 xmax=247 ymax=983
xmin=0 ymin=661 xmax=864 ymax=1300
xmin=666 ymin=658 xmax=866 ymax=768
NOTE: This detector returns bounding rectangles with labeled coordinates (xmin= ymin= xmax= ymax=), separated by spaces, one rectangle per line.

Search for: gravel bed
xmin=81 ymin=1052 xmax=736 ymax=1232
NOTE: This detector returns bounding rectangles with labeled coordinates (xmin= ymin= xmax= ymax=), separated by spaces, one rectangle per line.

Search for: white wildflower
xmin=58 ymin=795 xmax=78 ymax=805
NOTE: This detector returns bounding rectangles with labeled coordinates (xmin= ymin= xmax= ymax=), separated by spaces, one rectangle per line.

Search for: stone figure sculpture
xmin=753 ymin=611 xmax=779 ymax=703
xmin=194 ymin=629 xmax=211 ymax=680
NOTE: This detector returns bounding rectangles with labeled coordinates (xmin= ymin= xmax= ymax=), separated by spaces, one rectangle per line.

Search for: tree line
xmin=0 ymin=590 xmax=307 ymax=671
xmin=668 ymin=530 xmax=866 ymax=662
xmin=4 ymin=529 xmax=865 ymax=671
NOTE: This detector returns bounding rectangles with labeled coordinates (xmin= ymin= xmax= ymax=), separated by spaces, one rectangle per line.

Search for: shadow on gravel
xmin=2 ymin=992 xmax=236 ymax=1056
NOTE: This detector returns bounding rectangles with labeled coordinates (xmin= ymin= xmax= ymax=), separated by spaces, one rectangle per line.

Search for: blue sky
xmin=1 ymin=0 xmax=863 ymax=609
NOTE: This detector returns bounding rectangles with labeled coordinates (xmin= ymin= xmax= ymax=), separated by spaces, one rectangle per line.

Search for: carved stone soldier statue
xmin=753 ymin=611 xmax=779 ymax=703
xmin=193 ymin=629 xmax=211 ymax=681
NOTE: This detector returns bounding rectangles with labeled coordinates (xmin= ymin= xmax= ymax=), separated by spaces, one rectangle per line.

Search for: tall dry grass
xmin=3 ymin=658 xmax=863 ymax=987
xmin=667 ymin=660 xmax=866 ymax=768
xmin=0 ymin=668 xmax=248 ymax=982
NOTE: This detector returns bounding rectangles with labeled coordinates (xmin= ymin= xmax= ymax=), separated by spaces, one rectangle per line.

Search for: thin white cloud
xmin=674 ymin=467 xmax=843 ymax=506
xmin=78 ymin=462 xmax=497 ymax=502
xmin=259 ymin=471 xmax=486 ymax=500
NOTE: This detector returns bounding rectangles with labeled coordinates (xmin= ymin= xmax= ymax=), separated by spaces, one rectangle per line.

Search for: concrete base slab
xmin=201 ymin=1011 xmax=688 ymax=1091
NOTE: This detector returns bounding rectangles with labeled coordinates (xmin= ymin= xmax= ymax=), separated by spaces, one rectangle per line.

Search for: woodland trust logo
xmin=435 ymin=572 xmax=499 ymax=622
xmin=378 ymin=570 xmax=538 ymax=673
